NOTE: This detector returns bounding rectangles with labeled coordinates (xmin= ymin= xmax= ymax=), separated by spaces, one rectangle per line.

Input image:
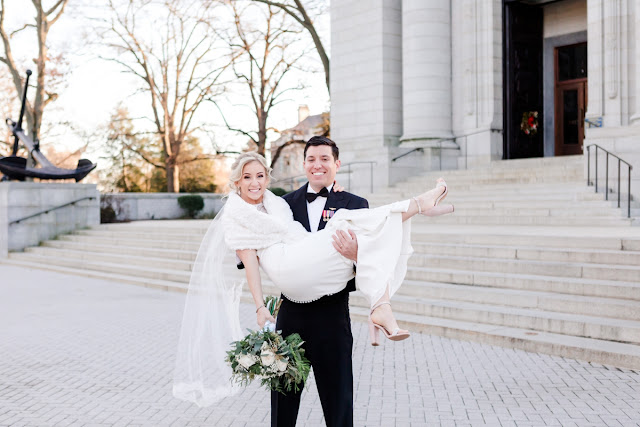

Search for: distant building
xmin=269 ymin=106 xmax=329 ymax=191
xmin=331 ymin=0 xmax=640 ymax=200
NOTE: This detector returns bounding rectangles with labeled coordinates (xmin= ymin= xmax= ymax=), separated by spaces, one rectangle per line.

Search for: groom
xmin=272 ymin=136 xmax=368 ymax=427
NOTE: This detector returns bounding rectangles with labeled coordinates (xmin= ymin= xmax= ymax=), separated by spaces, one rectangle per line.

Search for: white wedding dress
xmin=173 ymin=190 xmax=413 ymax=407
xmin=222 ymin=190 xmax=413 ymax=306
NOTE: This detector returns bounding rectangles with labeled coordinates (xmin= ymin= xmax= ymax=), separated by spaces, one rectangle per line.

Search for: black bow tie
xmin=306 ymin=187 xmax=329 ymax=203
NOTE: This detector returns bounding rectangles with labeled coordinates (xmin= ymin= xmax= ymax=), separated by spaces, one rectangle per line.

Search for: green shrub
xmin=100 ymin=206 xmax=117 ymax=223
xmin=269 ymin=187 xmax=288 ymax=197
xmin=178 ymin=194 xmax=205 ymax=218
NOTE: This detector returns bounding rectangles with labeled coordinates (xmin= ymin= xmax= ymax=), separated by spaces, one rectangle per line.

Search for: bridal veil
xmin=172 ymin=204 xmax=245 ymax=407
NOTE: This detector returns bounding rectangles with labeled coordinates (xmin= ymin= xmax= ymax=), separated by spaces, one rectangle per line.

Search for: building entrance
xmin=503 ymin=1 xmax=543 ymax=159
xmin=554 ymin=42 xmax=587 ymax=156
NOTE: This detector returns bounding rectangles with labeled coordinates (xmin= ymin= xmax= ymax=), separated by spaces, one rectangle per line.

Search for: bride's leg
xmin=369 ymin=286 xmax=408 ymax=340
xmin=401 ymin=178 xmax=452 ymax=221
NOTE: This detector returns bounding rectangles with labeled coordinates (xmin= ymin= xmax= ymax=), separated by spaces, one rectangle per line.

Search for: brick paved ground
xmin=0 ymin=265 xmax=639 ymax=427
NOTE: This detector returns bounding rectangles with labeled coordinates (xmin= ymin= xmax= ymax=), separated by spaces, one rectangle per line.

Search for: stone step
xmin=41 ymin=240 xmax=198 ymax=261
xmin=408 ymin=254 xmax=640 ymax=282
xmin=16 ymin=255 xmax=640 ymax=371
xmin=400 ymin=174 xmax=584 ymax=185
xmin=392 ymin=281 xmax=640 ymax=321
xmin=7 ymin=251 xmax=639 ymax=345
xmin=409 ymin=226 xmax=640 ymax=250
xmin=368 ymin=191 xmax=606 ymax=204
xmin=42 ymin=237 xmax=640 ymax=269
xmin=411 ymin=242 xmax=640 ymax=267
xmin=403 ymin=200 xmax=615 ymax=209
xmin=0 ymin=259 xmax=189 ymax=293
xmin=39 ymin=233 xmax=640 ymax=283
xmin=413 ymin=215 xmax=634 ymax=227
xmin=24 ymin=247 xmax=196 ymax=272
xmin=413 ymin=207 xmax=623 ymax=217
xmin=73 ymin=229 xmax=206 ymax=242
xmin=18 ymin=245 xmax=639 ymax=319
xmin=57 ymin=234 xmax=202 ymax=251
xmin=352 ymin=293 xmax=640 ymax=344
xmin=8 ymin=252 xmax=193 ymax=283
xmin=348 ymin=307 xmax=640 ymax=370
xmin=375 ymin=184 xmax=593 ymax=195
xmin=75 ymin=222 xmax=640 ymax=251
xmin=404 ymin=267 xmax=640 ymax=301
xmin=96 ymin=222 xmax=211 ymax=233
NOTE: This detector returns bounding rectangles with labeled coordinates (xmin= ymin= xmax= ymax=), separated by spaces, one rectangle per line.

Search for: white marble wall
xmin=0 ymin=183 xmax=100 ymax=257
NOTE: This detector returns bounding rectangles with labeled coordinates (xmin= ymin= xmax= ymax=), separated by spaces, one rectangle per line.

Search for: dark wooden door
xmin=503 ymin=1 xmax=544 ymax=159
xmin=554 ymin=43 xmax=587 ymax=156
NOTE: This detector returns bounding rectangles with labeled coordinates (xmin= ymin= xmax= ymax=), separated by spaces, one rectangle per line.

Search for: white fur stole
xmin=222 ymin=190 xmax=297 ymax=250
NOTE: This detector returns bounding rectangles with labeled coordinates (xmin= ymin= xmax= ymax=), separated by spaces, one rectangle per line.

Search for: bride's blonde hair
xmin=228 ymin=152 xmax=273 ymax=193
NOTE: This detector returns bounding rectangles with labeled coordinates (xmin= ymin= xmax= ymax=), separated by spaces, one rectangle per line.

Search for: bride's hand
xmin=257 ymin=306 xmax=276 ymax=328
xmin=333 ymin=180 xmax=345 ymax=192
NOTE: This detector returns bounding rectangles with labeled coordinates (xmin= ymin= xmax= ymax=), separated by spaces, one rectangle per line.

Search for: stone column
xmin=604 ymin=0 xmax=622 ymax=126
xmin=400 ymin=0 xmax=452 ymax=143
xmin=586 ymin=0 xmax=604 ymax=123
xmin=631 ymin=0 xmax=640 ymax=124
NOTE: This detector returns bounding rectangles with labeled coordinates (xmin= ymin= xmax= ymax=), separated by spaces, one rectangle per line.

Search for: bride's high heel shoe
xmin=413 ymin=179 xmax=454 ymax=217
xmin=368 ymin=301 xmax=410 ymax=346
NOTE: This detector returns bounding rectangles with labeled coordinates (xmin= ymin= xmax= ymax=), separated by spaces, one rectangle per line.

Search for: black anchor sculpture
xmin=0 ymin=70 xmax=96 ymax=182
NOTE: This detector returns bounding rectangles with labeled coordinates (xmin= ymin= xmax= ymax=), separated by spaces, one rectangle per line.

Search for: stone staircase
xmin=4 ymin=155 xmax=640 ymax=369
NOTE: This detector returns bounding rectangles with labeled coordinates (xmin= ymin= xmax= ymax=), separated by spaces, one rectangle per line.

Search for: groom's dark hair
xmin=304 ymin=136 xmax=339 ymax=160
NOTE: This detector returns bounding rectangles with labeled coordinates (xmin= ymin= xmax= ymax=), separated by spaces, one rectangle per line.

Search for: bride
xmin=173 ymin=152 xmax=453 ymax=407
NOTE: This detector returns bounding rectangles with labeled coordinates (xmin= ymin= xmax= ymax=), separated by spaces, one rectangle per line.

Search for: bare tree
xmin=100 ymin=0 xmax=228 ymax=192
xmin=214 ymin=1 xmax=307 ymax=157
xmin=0 ymin=0 xmax=69 ymax=141
xmin=250 ymin=0 xmax=329 ymax=92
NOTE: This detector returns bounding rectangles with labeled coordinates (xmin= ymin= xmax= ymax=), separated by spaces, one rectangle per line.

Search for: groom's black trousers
xmin=271 ymin=288 xmax=353 ymax=427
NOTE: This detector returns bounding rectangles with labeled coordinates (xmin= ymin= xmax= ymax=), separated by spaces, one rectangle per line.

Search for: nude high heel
xmin=368 ymin=301 xmax=410 ymax=346
xmin=412 ymin=179 xmax=454 ymax=217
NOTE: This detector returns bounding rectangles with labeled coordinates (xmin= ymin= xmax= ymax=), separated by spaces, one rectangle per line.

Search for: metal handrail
xmin=9 ymin=196 xmax=96 ymax=225
xmin=342 ymin=161 xmax=377 ymax=194
xmin=586 ymin=144 xmax=632 ymax=218
xmin=392 ymin=148 xmax=423 ymax=162
xmin=271 ymin=161 xmax=378 ymax=194
xmin=392 ymin=128 xmax=503 ymax=170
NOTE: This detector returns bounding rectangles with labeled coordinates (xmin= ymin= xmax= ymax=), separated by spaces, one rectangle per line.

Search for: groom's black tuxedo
xmin=271 ymin=183 xmax=368 ymax=427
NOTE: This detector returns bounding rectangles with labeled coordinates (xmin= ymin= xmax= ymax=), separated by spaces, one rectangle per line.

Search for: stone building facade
xmin=331 ymin=0 xmax=639 ymax=200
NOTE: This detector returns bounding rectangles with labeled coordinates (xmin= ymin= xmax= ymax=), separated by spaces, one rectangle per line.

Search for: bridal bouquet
xmin=225 ymin=296 xmax=310 ymax=394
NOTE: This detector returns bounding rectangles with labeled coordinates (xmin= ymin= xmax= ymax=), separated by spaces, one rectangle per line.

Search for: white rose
xmin=260 ymin=342 xmax=276 ymax=367
xmin=275 ymin=357 xmax=288 ymax=372
xmin=237 ymin=354 xmax=256 ymax=370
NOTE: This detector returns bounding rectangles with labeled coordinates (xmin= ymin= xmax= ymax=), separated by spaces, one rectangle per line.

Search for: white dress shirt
xmin=307 ymin=184 xmax=333 ymax=233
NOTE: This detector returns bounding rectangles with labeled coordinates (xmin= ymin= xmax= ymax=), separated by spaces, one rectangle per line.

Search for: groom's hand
xmin=333 ymin=229 xmax=358 ymax=262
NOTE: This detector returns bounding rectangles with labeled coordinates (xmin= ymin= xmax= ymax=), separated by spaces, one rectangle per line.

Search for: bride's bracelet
xmin=256 ymin=304 xmax=265 ymax=313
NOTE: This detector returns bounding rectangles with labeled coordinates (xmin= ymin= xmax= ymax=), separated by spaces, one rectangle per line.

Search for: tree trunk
xmin=167 ymin=162 xmax=180 ymax=193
